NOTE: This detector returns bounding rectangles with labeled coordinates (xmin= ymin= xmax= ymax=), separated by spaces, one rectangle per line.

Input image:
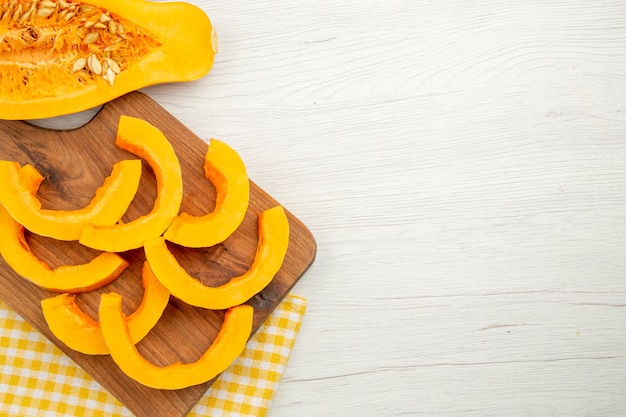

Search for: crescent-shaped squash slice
xmin=99 ymin=293 xmax=253 ymax=389
xmin=0 ymin=164 xmax=128 ymax=293
xmin=13 ymin=164 xmax=44 ymax=195
xmin=164 ymin=138 xmax=250 ymax=248
xmin=41 ymin=261 xmax=170 ymax=355
xmin=79 ymin=116 xmax=183 ymax=252
xmin=0 ymin=0 xmax=217 ymax=120
xmin=0 ymin=209 xmax=128 ymax=293
xmin=0 ymin=159 xmax=141 ymax=241
xmin=144 ymin=206 xmax=289 ymax=310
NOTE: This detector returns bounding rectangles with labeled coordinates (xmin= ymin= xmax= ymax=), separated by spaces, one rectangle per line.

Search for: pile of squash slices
xmin=0 ymin=115 xmax=290 ymax=390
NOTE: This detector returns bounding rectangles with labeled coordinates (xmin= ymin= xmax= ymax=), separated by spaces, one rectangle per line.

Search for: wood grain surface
xmin=129 ymin=1 xmax=625 ymax=416
xmin=0 ymin=92 xmax=316 ymax=417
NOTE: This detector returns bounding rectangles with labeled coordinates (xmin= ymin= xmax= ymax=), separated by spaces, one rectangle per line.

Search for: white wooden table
xmin=43 ymin=1 xmax=626 ymax=415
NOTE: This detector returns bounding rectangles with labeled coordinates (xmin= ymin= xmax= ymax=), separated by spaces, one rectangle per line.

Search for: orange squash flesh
xmin=79 ymin=116 xmax=183 ymax=252
xmin=0 ymin=159 xmax=142 ymax=241
xmin=145 ymin=206 xmax=289 ymax=310
xmin=0 ymin=164 xmax=128 ymax=292
xmin=13 ymin=164 xmax=44 ymax=194
xmin=99 ymin=292 xmax=253 ymax=389
xmin=41 ymin=293 xmax=103 ymax=355
xmin=0 ymin=218 xmax=128 ymax=292
xmin=41 ymin=261 xmax=170 ymax=355
xmin=164 ymin=138 xmax=250 ymax=248
xmin=0 ymin=0 xmax=217 ymax=120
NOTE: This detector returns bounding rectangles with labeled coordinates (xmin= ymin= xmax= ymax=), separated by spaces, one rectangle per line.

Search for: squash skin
xmin=0 ymin=164 xmax=127 ymax=292
xmin=0 ymin=0 xmax=217 ymax=120
xmin=164 ymin=138 xmax=250 ymax=248
xmin=0 ymin=159 xmax=142 ymax=241
xmin=99 ymin=293 xmax=253 ymax=389
xmin=41 ymin=261 xmax=170 ymax=355
xmin=145 ymin=206 xmax=289 ymax=310
xmin=79 ymin=116 xmax=183 ymax=252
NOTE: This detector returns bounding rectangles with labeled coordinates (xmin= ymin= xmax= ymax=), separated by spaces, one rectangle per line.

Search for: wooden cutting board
xmin=0 ymin=92 xmax=316 ymax=417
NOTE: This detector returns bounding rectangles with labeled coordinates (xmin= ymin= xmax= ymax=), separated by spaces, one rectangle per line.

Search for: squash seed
xmin=1 ymin=8 xmax=10 ymax=21
xmin=12 ymin=4 xmax=22 ymax=21
xmin=37 ymin=7 xmax=55 ymax=18
xmin=71 ymin=57 xmax=86 ymax=72
xmin=78 ymin=4 xmax=94 ymax=13
xmin=20 ymin=9 xmax=33 ymax=22
xmin=83 ymin=32 xmax=99 ymax=44
xmin=108 ymin=19 xmax=117 ymax=34
xmin=106 ymin=58 xmax=120 ymax=74
xmin=87 ymin=54 xmax=102 ymax=75
xmin=103 ymin=67 xmax=115 ymax=85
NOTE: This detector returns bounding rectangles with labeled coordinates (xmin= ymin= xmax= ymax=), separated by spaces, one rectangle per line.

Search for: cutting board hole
xmin=25 ymin=105 xmax=103 ymax=131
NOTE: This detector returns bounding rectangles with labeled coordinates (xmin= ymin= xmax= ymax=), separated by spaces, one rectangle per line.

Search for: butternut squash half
xmin=0 ymin=159 xmax=142 ymax=241
xmin=79 ymin=116 xmax=183 ymax=252
xmin=0 ymin=0 xmax=217 ymax=120
xmin=99 ymin=292 xmax=253 ymax=389
xmin=41 ymin=261 xmax=170 ymax=355
xmin=145 ymin=206 xmax=289 ymax=310
xmin=0 ymin=164 xmax=127 ymax=292
xmin=164 ymin=138 xmax=250 ymax=248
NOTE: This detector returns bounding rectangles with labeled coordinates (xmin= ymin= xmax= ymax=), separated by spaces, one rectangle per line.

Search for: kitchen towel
xmin=0 ymin=294 xmax=307 ymax=416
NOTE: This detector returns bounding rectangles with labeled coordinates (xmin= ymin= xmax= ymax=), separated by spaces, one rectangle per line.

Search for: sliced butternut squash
xmin=0 ymin=0 xmax=217 ymax=120
xmin=99 ymin=292 xmax=253 ymax=389
xmin=79 ymin=116 xmax=183 ymax=252
xmin=164 ymin=138 xmax=250 ymax=248
xmin=0 ymin=218 xmax=127 ymax=293
xmin=0 ymin=164 xmax=128 ymax=293
xmin=144 ymin=206 xmax=289 ymax=310
xmin=15 ymin=164 xmax=44 ymax=196
xmin=41 ymin=261 xmax=170 ymax=355
xmin=0 ymin=159 xmax=142 ymax=241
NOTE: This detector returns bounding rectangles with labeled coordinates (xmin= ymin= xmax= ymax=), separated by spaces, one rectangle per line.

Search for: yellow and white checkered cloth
xmin=0 ymin=294 xmax=307 ymax=417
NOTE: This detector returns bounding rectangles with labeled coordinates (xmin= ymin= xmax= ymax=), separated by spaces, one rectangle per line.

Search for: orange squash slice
xmin=164 ymin=138 xmax=250 ymax=248
xmin=144 ymin=206 xmax=289 ymax=310
xmin=13 ymin=164 xmax=44 ymax=195
xmin=0 ymin=164 xmax=127 ymax=293
xmin=99 ymin=292 xmax=253 ymax=389
xmin=0 ymin=0 xmax=217 ymax=120
xmin=41 ymin=261 xmax=170 ymax=355
xmin=0 ymin=159 xmax=141 ymax=241
xmin=79 ymin=116 xmax=183 ymax=252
